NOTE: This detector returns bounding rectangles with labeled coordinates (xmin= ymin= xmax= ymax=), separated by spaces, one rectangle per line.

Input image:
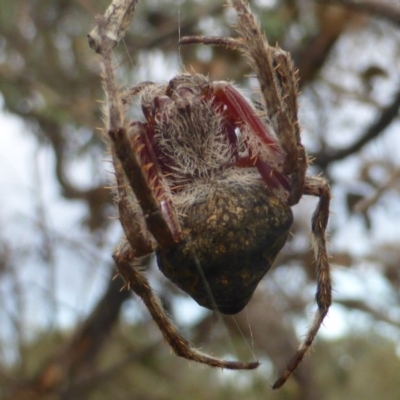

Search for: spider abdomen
xmin=156 ymin=173 xmax=293 ymax=314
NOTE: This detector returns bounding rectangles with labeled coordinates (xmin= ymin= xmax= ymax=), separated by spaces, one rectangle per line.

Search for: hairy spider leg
xmin=272 ymin=176 xmax=331 ymax=388
xmin=131 ymin=122 xmax=182 ymax=239
xmin=210 ymin=82 xmax=291 ymax=192
xmin=109 ymin=124 xmax=182 ymax=248
xmin=113 ymin=240 xmax=260 ymax=371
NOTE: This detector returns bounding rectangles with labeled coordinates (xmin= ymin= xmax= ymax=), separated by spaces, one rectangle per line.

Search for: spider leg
xmin=109 ymin=123 xmax=182 ymax=248
xmin=114 ymin=239 xmax=260 ymax=370
xmin=112 ymin=149 xmax=155 ymax=254
xmin=272 ymin=176 xmax=331 ymax=389
xmin=211 ymin=82 xmax=291 ymax=192
xmin=181 ymin=1 xmax=307 ymax=204
xmin=121 ymin=81 xmax=155 ymax=105
xmin=93 ymin=6 xmax=181 ymax=249
xmin=231 ymin=0 xmax=308 ymax=205
xmin=180 ymin=36 xmax=244 ymax=50
xmin=229 ymin=2 xmax=298 ymax=166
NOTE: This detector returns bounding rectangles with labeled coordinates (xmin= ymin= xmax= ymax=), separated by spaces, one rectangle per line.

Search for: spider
xmin=88 ymin=0 xmax=332 ymax=389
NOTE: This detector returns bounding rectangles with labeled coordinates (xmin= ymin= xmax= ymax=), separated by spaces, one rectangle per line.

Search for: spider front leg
xmin=182 ymin=0 xmax=307 ymax=205
xmin=210 ymin=82 xmax=291 ymax=194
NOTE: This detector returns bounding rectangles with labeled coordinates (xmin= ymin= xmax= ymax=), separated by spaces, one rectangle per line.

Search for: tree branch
xmin=313 ymin=85 xmax=400 ymax=169
xmin=321 ymin=0 xmax=400 ymax=26
xmin=6 ymin=272 xmax=130 ymax=400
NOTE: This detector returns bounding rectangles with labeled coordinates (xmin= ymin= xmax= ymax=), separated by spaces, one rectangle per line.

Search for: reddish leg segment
xmin=108 ymin=125 xmax=182 ymax=249
xmin=210 ymin=83 xmax=291 ymax=192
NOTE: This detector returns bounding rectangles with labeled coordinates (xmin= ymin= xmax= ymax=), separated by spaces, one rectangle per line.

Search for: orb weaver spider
xmin=88 ymin=0 xmax=332 ymax=389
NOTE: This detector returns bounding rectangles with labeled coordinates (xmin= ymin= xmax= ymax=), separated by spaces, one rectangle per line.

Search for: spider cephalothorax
xmin=88 ymin=0 xmax=332 ymax=389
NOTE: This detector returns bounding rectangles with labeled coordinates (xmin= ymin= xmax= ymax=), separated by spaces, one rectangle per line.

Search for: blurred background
xmin=1 ymin=0 xmax=400 ymax=399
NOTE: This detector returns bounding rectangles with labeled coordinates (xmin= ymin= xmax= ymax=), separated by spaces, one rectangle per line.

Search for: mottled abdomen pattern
xmin=157 ymin=173 xmax=293 ymax=314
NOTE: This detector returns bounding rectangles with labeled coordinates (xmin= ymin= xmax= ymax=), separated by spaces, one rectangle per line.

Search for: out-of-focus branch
xmin=313 ymin=85 xmax=400 ymax=169
xmin=125 ymin=3 xmax=224 ymax=51
xmin=337 ymin=299 xmax=400 ymax=329
xmin=6 ymin=272 xmax=130 ymax=400
xmin=61 ymin=342 xmax=160 ymax=399
xmin=24 ymin=112 xmax=112 ymax=231
xmin=320 ymin=0 xmax=400 ymax=26
xmin=296 ymin=7 xmax=352 ymax=87
xmin=46 ymin=129 xmax=112 ymax=231
xmin=353 ymin=167 xmax=400 ymax=213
